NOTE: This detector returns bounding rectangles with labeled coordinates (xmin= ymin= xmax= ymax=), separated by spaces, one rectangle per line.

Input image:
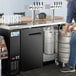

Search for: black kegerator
xmin=0 ymin=29 xmax=20 ymax=76
xmin=0 ymin=27 xmax=43 ymax=75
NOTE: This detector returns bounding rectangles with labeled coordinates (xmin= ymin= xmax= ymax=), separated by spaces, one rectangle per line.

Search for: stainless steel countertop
xmin=0 ymin=21 xmax=65 ymax=30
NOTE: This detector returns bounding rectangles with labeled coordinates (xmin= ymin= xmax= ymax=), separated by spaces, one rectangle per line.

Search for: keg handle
xmin=58 ymin=24 xmax=65 ymax=33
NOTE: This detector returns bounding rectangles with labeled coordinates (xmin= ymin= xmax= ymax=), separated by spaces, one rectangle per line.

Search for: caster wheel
xmin=62 ymin=63 xmax=66 ymax=67
xmin=55 ymin=60 xmax=59 ymax=66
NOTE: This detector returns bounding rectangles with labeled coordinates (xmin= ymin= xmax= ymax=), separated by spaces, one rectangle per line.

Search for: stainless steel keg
xmin=43 ymin=53 xmax=56 ymax=62
xmin=59 ymin=31 xmax=72 ymax=64
xmin=54 ymin=30 xmax=58 ymax=53
xmin=44 ymin=27 xmax=54 ymax=54
xmin=43 ymin=27 xmax=55 ymax=62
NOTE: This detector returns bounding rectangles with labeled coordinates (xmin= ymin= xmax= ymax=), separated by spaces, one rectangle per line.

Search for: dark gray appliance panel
xmin=21 ymin=28 xmax=43 ymax=71
xmin=10 ymin=36 xmax=20 ymax=58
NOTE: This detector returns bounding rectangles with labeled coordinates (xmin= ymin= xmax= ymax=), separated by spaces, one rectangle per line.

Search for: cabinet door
xmin=21 ymin=28 xmax=43 ymax=71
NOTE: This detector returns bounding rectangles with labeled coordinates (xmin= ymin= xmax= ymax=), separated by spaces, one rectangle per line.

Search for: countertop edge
xmin=0 ymin=21 xmax=66 ymax=30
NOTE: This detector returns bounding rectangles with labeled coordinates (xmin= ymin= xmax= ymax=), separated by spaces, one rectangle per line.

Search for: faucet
xmin=32 ymin=10 xmax=36 ymax=25
xmin=51 ymin=9 xmax=55 ymax=23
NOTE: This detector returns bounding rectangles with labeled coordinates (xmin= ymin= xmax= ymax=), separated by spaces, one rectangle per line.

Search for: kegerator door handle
xmin=29 ymin=32 xmax=41 ymax=35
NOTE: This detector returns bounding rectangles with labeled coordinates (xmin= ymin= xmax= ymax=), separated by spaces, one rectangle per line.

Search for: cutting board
xmin=21 ymin=16 xmax=63 ymax=23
